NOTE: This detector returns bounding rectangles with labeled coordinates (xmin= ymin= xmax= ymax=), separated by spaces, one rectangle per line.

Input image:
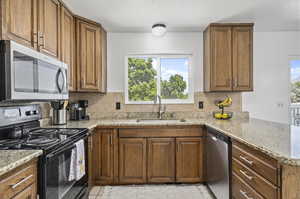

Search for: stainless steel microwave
xmin=0 ymin=40 xmax=68 ymax=101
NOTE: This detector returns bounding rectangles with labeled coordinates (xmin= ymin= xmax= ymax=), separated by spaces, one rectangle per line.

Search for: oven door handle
xmin=46 ymin=144 xmax=76 ymax=161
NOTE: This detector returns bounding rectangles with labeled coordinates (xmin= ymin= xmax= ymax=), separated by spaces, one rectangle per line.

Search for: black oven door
xmin=41 ymin=137 xmax=88 ymax=199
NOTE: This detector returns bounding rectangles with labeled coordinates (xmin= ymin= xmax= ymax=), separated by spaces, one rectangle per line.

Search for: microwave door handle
xmin=56 ymin=68 xmax=65 ymax=93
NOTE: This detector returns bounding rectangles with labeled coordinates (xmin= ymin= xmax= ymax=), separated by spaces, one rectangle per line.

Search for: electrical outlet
xmin=116 ymin=102 xmax=121 ymax=110
xmin=199 ymin=101 xmax=204 ymax=109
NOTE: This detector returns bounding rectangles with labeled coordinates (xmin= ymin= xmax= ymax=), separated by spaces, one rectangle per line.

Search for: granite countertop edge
xmin=44 ymin=119 xmax=300 ymax=166
xmin=0 ymin=150 xmax=43 ymax=177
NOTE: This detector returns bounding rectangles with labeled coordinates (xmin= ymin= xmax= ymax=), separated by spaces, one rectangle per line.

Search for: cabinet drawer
xmin=233 ymin=158 xmax=278 ymax=199
xmin=233 ymin=172 xmax=264 ymax=199
xmin=232 ymin=141 xmax=278 ymax=185
xmin=119 ymin=126 xmax=204 ymax=138
xmin=0 ymin=163 xmax=36 ymax=199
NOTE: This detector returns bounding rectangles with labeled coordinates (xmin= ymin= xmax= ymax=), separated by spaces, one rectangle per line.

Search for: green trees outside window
xmin=128 ymin=57 xmax=189 ymax=102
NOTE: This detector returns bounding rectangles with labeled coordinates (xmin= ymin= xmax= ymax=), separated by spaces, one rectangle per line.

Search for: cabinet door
xmin=11 ymin=183 xmax=36 ymax=199
xmin=2 ymin=0 xmax=37 ymax=48
xmin=147 ymin=138 xmax=175 ymax=183
xmin=38 ymin=0 xmax=60 ymax=58
xmin=232 ymin=26 xmax=253 ymax=91
xmin=176 ymin=138 xmax=203 ymax=183
xmin=119 ymin=138 xmax=147 ymax=184
xmin=60 ymin=6 xmax=75 ymax=91
xmin=76 ymin=19 xmax=102 ymax=92
xmin=92 ymin=129 xmax=114 ymax=184
xmin=100 ymin=27 xmax=107 ymax=93
xmin=211 ymin=26 xmax=233 ymax=91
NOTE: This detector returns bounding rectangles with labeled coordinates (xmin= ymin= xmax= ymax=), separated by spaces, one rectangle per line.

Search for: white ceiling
xmin=64 ymin=0 xmax=300 ymax=32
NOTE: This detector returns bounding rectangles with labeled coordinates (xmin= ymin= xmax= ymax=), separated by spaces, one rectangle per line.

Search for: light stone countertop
xmin=44 ymin=118 xmax=300 ymax=166
xmin=0 ymin=150 xmax=42 ymax=177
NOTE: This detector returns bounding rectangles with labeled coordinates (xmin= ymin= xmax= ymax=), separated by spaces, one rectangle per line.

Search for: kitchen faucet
xmin=154 ymin=95 xmax=166 ymax=119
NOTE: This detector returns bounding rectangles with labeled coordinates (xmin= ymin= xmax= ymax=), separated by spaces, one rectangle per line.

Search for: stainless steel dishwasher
xmin=206 ymin=127 xmax=231 ymax=199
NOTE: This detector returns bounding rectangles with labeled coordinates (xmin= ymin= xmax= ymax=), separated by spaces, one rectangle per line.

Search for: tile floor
xmin=89 ymin=184 xmax=214 ymax=199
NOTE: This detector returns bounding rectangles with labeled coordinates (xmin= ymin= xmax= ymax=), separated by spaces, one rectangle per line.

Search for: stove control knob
xmin=25 ymin=111 xmax=32 ymax=116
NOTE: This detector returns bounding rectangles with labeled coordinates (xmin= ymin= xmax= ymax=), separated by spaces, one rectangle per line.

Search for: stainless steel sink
xmin=136 ymin=119 xmax=186 ymax=123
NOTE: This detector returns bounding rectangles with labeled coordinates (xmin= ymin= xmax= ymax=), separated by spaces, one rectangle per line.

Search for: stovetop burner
xmin=0 ymin=139 xmax=25 ymax=149
xmin=56 ymin=129 xmax=81 ymax=135
xmin=24 ymin=137 xmax=60 ymax=147
xmin=0 ymin=125 xmax=88 ymax=151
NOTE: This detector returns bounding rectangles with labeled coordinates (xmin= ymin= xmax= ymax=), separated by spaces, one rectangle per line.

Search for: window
xmin=125 ymin=55 xmax=193 ymax=104
xmin=290 ymin=58 xmax=300 ymax=125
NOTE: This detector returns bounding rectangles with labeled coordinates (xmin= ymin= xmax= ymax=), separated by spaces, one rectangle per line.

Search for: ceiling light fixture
xmin=152 ymin=24 xmax=167 ymax=37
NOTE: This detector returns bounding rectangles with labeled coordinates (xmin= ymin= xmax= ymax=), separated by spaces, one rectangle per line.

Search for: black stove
xmin=0 ymin=104 xmax=89 ymax=199
xmin=0 ymin=127 xmax=88 ymax=152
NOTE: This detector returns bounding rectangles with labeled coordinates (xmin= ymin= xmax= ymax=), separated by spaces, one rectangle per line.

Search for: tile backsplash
xmin=0 ymin=92 xmax=247 ymax=121
xmin=69 ymin=92 xmax=247 ymax=119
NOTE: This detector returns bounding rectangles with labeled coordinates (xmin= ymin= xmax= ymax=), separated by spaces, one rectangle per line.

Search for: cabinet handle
xmin=110 ymin=135 xmax=113 ymax=145
xmin=227 ymin=79 xmax=231 ymax=87
xmin=239 ymin=170 xmax=253 ymax=180
xmin=239 ymin=155 xmax=253 ymax=165
xmin=234 ymin=79 xmax=238 ymax=88
xmin=38 ymin=32 xmax=45 ymax=47
xmin=10 ymin=175 xmax=33 ymax=189
xmin=32 ymin=32 xmax=38 ymax=44
xmin=240 ymin=190 xmax=253 ymax=199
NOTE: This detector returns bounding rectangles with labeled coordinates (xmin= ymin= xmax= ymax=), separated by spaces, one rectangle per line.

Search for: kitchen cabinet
xmin=92 ymin=126 xmax=204 ymax=185
xmin=92 ymin=129 xmax=116 ymax=184
xmin=147 ymin=138 xmax=175 ymax=183
xmin=232 ymin=140 xmax=281 ymax=199
xmin=119 ymin=138 xmax=147 ymax=184
xmin=232 ymin=26 xmax=253 ymax=91
xmin=203 ymin=23 xmax=253 ymax=92
xmin=0 ymin=159 xmax=37 ymax=199
xmin=0 ymin=0 xmax=107 ymax=93
xmin=60 ymin=5 xmax=76 ymax=91
xmin=176 ymin=138 xmax=204 ymax=182
xmin=76 ymin=16 xmax=106 ymax=93
xmin=0 ymin=0 xmax=37 ymax=49
xmin=37 ymin=0 xmax=60 ymax=58
xmin=11 ymin=183 xmax=36 ymax=199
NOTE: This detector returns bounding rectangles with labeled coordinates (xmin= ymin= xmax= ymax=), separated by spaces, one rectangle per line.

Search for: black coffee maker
xmin=69 ymin=100 xmax=90 ymax=121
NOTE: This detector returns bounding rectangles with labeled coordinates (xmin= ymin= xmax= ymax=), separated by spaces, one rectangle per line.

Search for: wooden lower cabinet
xmin=11 ymin=183 xmax=36 ymax=199
xmin=176 ymin=138 xmax=204 ymax=183
xmin=147 ymin=138 xmax=175 ymax=183
xmin=232 ymin=140 xmax=281 ymax=199
xmin=92 ymin=129 xmax=115 ymax=184
xmin=0 ymin=159 xmax=37 ymax=199
xmin=119 ymin=138 xmax=147 ymax=184
xmin=92 ymin=127 xmax=204 ymax=185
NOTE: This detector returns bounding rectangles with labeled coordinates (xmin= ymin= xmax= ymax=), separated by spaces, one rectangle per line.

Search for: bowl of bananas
xmin=213 ymin=96 xmax=233 ymax=120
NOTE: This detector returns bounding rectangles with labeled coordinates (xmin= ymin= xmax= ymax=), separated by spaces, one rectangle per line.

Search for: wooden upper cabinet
xmin=203 ymin=23 xmax=253 ymax=92
xmin=76 ymin=17 xmax=104 ymax=92
xmin=100 ymin=28 xmax=108 ymax=93
xmin=147 ymin=138 xmax=175 ymax=183
xmin=1 ymin=0 xmax=37 ymax=48
xmin=38 ymin=0 xmax=60 ymax=58
xmin=210 ymin=26 xmax=233 ymax=91
xmin=92 ymin=129 xmax=115 ymax=184
xmin=119 ymin=138 xmax=147 ymax=184
xmin=60 ymin=5 xmax=76 ymax=91
xmin=232 ymin=26 xmax=253 ymax=91
xmin=176 ymin=137 xmax=203 ymax=183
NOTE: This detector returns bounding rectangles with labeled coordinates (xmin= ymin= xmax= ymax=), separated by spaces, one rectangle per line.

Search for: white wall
xmin=243 ymin=31 xmax=300 ymax=124
xmin=107 ymin=32 xmax=203 ymax=92
xmin=107 ymin=31 xmax=300 ymax=124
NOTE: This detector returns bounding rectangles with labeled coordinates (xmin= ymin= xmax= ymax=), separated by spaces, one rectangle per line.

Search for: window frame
xmin=125 ymin=54 xmax=194 ymax=104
